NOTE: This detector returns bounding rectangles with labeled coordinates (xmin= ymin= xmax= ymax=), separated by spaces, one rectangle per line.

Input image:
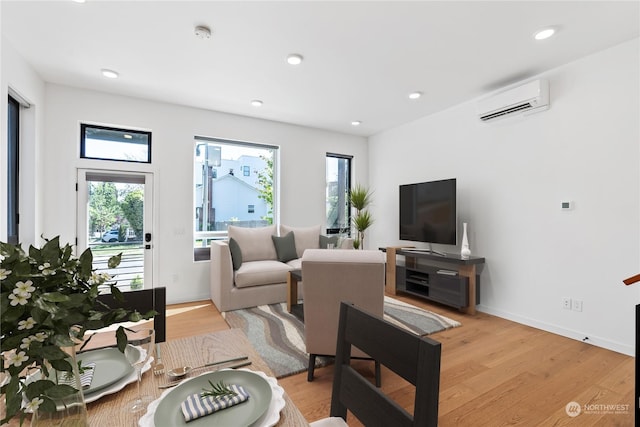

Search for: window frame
xmin=80 ymin=123 xmax=152 ymax=164
xmin=193 ymin=135 xmax=278 ymax=261
xmin=325 ymin=152 xmax=352 ymax=236
xmin=7 ymin=96 xmax=20 ymax=245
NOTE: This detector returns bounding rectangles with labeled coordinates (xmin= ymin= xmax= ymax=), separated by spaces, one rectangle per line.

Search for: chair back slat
xmin=342 ymin=306 xmax=425 ymax=383
xmin=337 ymin=366 xmax=413 ymax=427
xmin=96 ymin=287 xmax=166 ymax=342
xmin=329 ymin=302 xmax=441 ymax=427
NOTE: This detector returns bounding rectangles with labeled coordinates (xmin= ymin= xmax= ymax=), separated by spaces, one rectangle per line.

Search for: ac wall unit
xmin=477 ymin=79 xmax=549 ymax=122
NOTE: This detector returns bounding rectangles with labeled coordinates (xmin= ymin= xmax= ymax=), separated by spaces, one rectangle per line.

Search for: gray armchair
xmin=301 ymin=249 xmax=385 ymax=382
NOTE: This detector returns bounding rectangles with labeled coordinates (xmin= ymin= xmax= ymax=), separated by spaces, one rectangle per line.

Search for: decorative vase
xmin=461 ymin=222 xmax=471 ymax=259
xmin=31 ymin=344 xmax=88 ymax=427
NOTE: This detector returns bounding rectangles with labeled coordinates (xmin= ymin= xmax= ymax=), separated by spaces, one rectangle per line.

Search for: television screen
xmin=399 ymin=178 xmax=456 ymax=245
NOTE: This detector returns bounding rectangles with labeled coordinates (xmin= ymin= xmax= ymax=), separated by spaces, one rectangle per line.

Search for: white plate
xmin=77 ymin=347 xmax=133 ymax=394
xmin=139 ymin=369 xmax=285 ymax=427
xmin=83 ymin=356 xmax=153 ymax=403
xmin=22 ymin=356 xmax=152 ymax=408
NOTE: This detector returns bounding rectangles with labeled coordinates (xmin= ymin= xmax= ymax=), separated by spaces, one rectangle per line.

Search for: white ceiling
xmin=2 ymin=1 xmax=639 ymax=137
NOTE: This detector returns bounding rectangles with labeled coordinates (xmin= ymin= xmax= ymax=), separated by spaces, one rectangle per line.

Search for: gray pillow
xmin=319 ymin=235 xmax=339 ymax=249
xmin=272 ymin=232 xmax=298 ymax=263
xmin=228 ymin=238 xmax=243 ymax=270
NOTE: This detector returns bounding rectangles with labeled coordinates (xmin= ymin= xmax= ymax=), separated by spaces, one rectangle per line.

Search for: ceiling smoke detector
xmin=194 ymin=25 xmax=211 ymax=40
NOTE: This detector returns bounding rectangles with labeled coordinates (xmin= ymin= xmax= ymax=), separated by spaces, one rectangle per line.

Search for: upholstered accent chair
xmin=301 ymin=249 xmax=385 ymax=382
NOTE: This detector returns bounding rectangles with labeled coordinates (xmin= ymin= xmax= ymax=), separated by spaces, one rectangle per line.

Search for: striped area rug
xmin=222 ymin=296 xmax=460 ymax=378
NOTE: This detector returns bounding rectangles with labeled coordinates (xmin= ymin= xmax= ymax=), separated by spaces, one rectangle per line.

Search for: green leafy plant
xmin=120 ymin=189 xmax=144 ymax=239
xmin=256 ymin=153 xmax=274 ymax=225
xmin=350 ymin=183 xmax=374 ymax=249
xmin=200 ymin=380 xmax=237 ymax=399
xmin=64 ymin=360 xmax=93 ymax=381
xmin=0 ymin=236 xmax=154 ymax=425
xmin=130 ymin=275 xmax=143 ymax=290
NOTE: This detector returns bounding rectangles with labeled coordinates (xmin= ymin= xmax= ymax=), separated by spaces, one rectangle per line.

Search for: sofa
xmin=210 ymin=224 xmax=352 ymax=312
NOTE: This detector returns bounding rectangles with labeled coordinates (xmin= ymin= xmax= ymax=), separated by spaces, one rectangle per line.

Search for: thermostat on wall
xmin=561 ymin=201 xmax=573 ymax=210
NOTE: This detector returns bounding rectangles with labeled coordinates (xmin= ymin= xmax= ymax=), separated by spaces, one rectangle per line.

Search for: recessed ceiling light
xmin=72 ymin=0 xmax=86 ymax=3
xmin=534 ymin=27 xmax=556 ymax=40
xmin=408 ymin=91 xmax=422 ymax=100
xmin=351 ymin=121 xmax=361 ymax=126
xmin=101 ymin=69 xmax=119 ymax=79
xmin=251 ymin=100 xmax=263 ymax=107
xmin=286 ymin=54 xmax=304 ymax=65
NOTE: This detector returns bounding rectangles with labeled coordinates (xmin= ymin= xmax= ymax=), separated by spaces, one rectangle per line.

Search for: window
xmin=194 ymin=136 xmax=277 ymax=260
xmin=81 ymin=124 xmax=152 ymax=163
xmin=7 ymin=96 xmax=19 ymax=245
xmin=326 ymin=153 xmax=352 ymax=235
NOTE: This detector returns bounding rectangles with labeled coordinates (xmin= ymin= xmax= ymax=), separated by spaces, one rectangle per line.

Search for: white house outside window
xmin=194 ymin=136 xmax=277 ymax=260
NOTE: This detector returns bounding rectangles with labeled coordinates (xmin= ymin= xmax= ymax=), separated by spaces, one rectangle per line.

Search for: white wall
xmin=41 ymin=84 xmax=368 ymax=304
xmin=1 ymin=37 xmax=46 ymax=246
xmin=368 ymin=38 xmax=640 ymax=355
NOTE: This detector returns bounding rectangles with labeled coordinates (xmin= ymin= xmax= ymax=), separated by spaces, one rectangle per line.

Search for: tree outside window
xmin=88 ymin=182 xmax=143 ymax=242
xmin=194 ymin=137 xmax=277 ymax=259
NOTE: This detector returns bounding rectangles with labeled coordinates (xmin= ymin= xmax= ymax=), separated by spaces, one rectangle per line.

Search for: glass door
xmin=77 ymin=169 xmax=153 ymax=291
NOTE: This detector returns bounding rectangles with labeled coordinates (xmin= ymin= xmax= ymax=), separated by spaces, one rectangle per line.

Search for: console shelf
xmin=384 ymin=247 xmax=485 ymax=314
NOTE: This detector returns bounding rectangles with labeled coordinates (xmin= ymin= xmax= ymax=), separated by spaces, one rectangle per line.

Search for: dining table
xmin=2 ymin=328 xmax=309 ymax=426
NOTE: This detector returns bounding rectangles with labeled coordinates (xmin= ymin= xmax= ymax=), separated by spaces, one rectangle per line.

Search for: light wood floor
xmin=165 ymin=295 xmax=634 ymax=426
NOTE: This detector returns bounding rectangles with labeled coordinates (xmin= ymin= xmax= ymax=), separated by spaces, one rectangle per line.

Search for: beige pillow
xmin=280 ymin=224 xmax=321 ymax=258
xmin=228 ymin=225 xmax=277 ymax=262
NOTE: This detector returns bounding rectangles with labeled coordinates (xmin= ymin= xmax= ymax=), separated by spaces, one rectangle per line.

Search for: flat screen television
xmin=399 ymin=178 xmax=457 ymax=245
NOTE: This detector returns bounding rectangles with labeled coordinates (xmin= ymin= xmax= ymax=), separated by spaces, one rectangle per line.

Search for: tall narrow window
xmin=7 ymin=96 xmax=19 ymax=245
xmin=326 ymin=153 xmax=352 ymax=235
xmin=194 ymin=136 xmax=278 ymax=260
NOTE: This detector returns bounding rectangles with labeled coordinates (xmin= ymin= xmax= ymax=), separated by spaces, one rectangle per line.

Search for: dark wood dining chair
xmin=96 ymin=287 xmax=167 ymax=343
xmin=311 ymin=301 xmax=441 ymax=427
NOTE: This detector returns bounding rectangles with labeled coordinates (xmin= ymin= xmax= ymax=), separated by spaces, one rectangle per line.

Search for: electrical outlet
xmin=572 ymin=299 xmax=583 ymax=312
xmin=562 ymin=297 xmax=572 ymax=310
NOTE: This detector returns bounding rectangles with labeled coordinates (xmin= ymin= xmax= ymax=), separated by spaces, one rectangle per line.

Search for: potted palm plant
xmin=0 ymin=236 xmax=153 ymax=426
xmin=350 ymin=183 xmax=373 ymax=249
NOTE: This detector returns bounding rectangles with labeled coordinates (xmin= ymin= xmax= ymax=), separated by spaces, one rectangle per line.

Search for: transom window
xmin=81 ymin=124 xmax=152 ymax=163
xmin=194 ymin=136 xmax=278 ymax=260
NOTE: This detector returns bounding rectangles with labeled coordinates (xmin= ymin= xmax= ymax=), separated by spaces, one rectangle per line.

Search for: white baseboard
xmin=167 ymin=294 xmax=211 ymax=306
xmin=477 ymin=304 xmax=634 ymax=357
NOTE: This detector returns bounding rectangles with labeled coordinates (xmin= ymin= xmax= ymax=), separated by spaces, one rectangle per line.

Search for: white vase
xmin=461 ymin=222 xmax=471 ymax=259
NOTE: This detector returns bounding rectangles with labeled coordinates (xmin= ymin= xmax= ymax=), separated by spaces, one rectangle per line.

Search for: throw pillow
xmin=280 ymin=224 xmax=322 ymax=258
xmin=228 ymin=225 xmax=277 ymax=262
xmin=319 ymin=235 xmax=339 ymax=249
xmin=228 ymin=238 xmax=243 ymax=270
xmin=272 ymin=232 xmax=298 ymax=263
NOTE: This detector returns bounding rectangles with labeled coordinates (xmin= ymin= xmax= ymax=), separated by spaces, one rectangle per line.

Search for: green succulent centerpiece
xmin=0 ymin=236 xmax=153 ymax=425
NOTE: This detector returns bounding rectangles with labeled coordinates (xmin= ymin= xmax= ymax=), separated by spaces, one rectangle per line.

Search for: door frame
xmin=76 ymin=168 xmax=155 ymax=289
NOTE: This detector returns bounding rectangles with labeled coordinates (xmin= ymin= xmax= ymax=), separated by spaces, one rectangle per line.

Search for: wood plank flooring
xmin=165 ymin=295 xmax=634 ymax=426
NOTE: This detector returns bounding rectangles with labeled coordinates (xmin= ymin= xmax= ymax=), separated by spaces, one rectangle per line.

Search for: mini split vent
xmin=477 ymin=79 xmax=550 ymax=122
